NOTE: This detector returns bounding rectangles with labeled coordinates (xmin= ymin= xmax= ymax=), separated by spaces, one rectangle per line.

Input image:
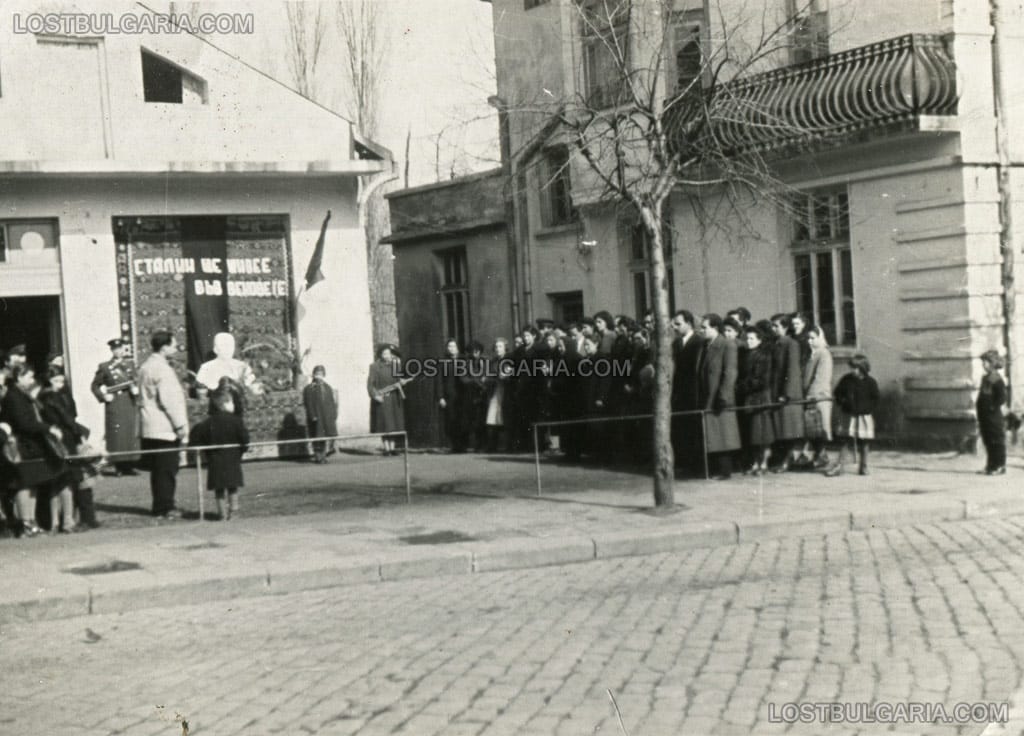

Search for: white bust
xmin=195 ymin=332 xmax=261 ymax=394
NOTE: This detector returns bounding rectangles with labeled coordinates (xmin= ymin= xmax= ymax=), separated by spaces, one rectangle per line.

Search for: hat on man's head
xmin=47 ymin=353 xmax=64 ymax=369
xmin=7 ymin=344 xmax=26 ymax=357
xmin=107 ymin=338 xmax=127 ymax=349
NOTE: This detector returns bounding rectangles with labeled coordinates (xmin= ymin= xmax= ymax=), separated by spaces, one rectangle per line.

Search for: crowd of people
xmin=0 ymin=307 xmax=1008 ymax=539
xmin=426 ymin=307 xmax=1006 ymax=480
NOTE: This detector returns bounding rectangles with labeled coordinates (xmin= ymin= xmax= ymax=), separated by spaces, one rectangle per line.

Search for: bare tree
xmin=284 ymin=1 xmax=328 ymax=99
xmin=498 ymin=0 xmax=848 ymax=508
xmin=335 ymin=0 xmax=389 ymax=139
xmin=336 ymin=0 xmax=398 ymax=344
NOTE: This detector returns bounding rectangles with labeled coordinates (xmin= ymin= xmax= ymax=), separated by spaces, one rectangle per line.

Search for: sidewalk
xmin=1 ymin=449 xmax=1021 ymax=624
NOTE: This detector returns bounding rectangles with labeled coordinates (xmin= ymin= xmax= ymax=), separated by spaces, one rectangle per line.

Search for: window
xmin=551 ymin=291 xmax=585 ymax=325
xmin=789 ymin=0 xmax=829 ymax=64
xmin=581 ymin=0 xmax=630 ymax=109
xmin=0 ymin=220 xmax=59 ymax=263
xmin=791 ymin=188 xmax=855 ymax=346
xmin=671 ymin=9 xmax=704 ymax=96
xmin=539 ymin=146 xmax=577 ymax=227
xmin=525 ymin=0 xmax=550 ymax=8
xmin=438 ymin=247 xmax=470 ymax=350
xmin=625 ymin=210 xmax=675 ymax=318
xmin=141 ymin=49 xmax=207 ymax=104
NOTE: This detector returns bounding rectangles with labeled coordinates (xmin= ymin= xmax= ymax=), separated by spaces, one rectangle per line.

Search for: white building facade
xmin=0 ymin=0 xmax=391 ymax=444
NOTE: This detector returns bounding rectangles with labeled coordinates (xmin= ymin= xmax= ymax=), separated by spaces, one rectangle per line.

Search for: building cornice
xmin=0 ymin=159 xmax=388 ymax=177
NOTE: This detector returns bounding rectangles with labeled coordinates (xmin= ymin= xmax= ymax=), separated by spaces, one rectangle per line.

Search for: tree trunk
xmin=642 ymin=203 xmax=675 ymax=508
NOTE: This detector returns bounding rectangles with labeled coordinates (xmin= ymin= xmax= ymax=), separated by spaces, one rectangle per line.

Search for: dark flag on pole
xmin=304 ymin=210 xmax=332 ymax=290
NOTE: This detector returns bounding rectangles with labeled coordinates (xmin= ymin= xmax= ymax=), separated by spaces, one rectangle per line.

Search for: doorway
xmin=0 ymin=295 xmax=64 ymax=371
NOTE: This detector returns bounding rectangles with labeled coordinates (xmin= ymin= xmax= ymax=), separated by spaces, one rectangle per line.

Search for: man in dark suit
xmin=671 ymin=310 xmax=705 ymax=477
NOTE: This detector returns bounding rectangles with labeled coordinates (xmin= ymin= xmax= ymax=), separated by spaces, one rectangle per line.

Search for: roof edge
xmin=385 ymin=167 xmax=504 ymax=200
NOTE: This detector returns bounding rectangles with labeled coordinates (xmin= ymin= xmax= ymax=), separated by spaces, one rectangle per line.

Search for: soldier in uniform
xmin=91 ymin=338 xmax=140 ymax=475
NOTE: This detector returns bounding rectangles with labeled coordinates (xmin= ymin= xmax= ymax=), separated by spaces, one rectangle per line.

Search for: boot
xmin=858 ymin=442 xmax=870 ymax=476
xmin=74 ymin=486 xmax=98 ymax=528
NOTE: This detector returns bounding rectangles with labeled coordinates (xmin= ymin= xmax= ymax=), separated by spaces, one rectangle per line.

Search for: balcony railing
xmin=668 ymin=34 xmax=959 ymax=157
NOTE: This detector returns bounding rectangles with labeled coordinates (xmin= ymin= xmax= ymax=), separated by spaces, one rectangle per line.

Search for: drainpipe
xmin=489 ymin=95 xmax=526 ymax=332
xmin=991 ymin=0 xmax=1016 ymax=407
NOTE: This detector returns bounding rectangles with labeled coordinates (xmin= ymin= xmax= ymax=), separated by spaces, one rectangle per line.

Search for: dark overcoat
xmin=368 ymin=360 xmax=406 ymax=434
xmin=740 ymin=344 xmax=775 ymax=446
xmin=1 ymin=385 xmax=65 ymax=488
xmin=699 ymin=335 xmax=741 ymax=453
xmin=90 ymin=359 xmax=140 ymax=457
xmin=771 ymin=335 xmax=805 ymax=440
xmin=190 ymin=413 xmax=249 ymax=490
xmin=976 ymin=373 xmax=1006 ymax=446
xmin=303 ymin=380 xmax=339 ymax=439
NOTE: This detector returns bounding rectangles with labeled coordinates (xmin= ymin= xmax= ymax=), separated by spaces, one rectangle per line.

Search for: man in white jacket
xmin=137 ymin=330 xmax=188 ymax=518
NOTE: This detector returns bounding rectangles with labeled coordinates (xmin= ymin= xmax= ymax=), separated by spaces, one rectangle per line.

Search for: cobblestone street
xmin=5 ymin=516 xmax=1024 ymax=735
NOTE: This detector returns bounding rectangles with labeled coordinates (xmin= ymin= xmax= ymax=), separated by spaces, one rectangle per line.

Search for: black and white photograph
xmin=2 ymin=0 xmax=1024 ymax=733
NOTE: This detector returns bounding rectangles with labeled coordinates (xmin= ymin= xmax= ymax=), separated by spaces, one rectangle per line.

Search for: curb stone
xmin=6 ymin=500 xmax=1024 ymax=625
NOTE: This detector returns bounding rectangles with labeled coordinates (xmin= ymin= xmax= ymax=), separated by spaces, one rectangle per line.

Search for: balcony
xmin=668 ymin=34 xmax=959 ymax=158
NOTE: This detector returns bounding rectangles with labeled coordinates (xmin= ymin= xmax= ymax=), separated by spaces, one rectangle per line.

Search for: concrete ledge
xmin=0 ymin=593 xmax=92 ymax=624
xmin=738 ymin=514 xmax=850 ymax=544
xmin=269 ymin=562 xmax=381 ymax=595
xmin=963 ymin=496 xmax=1024 ymax=521
xmin=473 ymin=537 xmax=595 ymax=573
xmin=851 ymin=502 xmax=964 ymax=531
xmin=89 ymin=574 xmax=270 ymax=615
xmin=593 ymin=523 xmax=736 ymax=559
xmin=379 ymin=551 xmax=473 ymax=581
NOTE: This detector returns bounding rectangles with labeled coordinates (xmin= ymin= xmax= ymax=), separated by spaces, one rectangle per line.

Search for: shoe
xmin=812 ymin=456 xmax=830 ymax=469
xmin=161 ymin=509 xmax=182 ymax=521
xmin=770 ymin=463 xmax=789 ymax=474
xmin=20 ymin=523 xmax=41 ymax=538
xmin=824 ymin=466 xmax=843 ymax=478
xmin=986 ymin=467 xmax=1007 ymax=476
xmin=858 ymin=467 xmax=869 ymax=476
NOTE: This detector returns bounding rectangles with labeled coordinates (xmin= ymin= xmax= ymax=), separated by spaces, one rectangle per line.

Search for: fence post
xmin=195 ymin=451 xmax=204 ymax=522
xmin=701 ymin=410 xmax=710 ymax=480
xmin=403 ymin=432 xmax=411 ymax=503
xmin=533 ymin=423 xmax=542 ymax=497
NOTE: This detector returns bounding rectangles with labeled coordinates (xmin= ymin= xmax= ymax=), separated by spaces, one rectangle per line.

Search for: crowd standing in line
xmin=0 ymin=307 xmax=1012 ymax=539
xmin=428 ymin=306 xmax=1011 ymax=481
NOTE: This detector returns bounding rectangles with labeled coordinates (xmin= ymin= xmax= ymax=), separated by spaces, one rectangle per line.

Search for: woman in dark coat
xmin=190 ymin=389 xmax=249 ymax=520
xmin=770 ymin=313 xmax=805 ymax=472
xmin=740 ymin=324 xmax=775 ymax=474
xmin=303 ymin=365 xmax=339 ymax=464
xmin=368 ymin=344 xmax=407 ymax=455
xmin=698 ymin=314 xmax=741 ymax=479
xmin=1 ymin=365 xmax=65 ymax=537
xmin=40 ymin=368 xmax=99 ymax=530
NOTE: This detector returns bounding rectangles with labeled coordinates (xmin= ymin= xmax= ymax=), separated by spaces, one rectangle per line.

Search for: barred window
xmin=437 ymin=247 xmax=470 ymax=350
xmin=671 ymin=9 xmax=705 ymax=96
xmin=788 ymin=0 xmax=829 ymax=64
xmin=625 ymin=210 xmax=675 ymax=318
xmin=791 ymin=188 xmax=855 ymax=346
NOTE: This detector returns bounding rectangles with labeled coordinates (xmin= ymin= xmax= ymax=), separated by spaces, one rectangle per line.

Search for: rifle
xmin=372 ymin=377 xmax=415 ymax=401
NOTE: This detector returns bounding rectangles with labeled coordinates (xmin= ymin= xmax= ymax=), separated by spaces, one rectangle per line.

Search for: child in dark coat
xmin=190 ymin=389 xmax=249 ymax=520
xmin=976 ymin=349 xmax=1007 ymax=475
xmin=826 ymin=353 xmax=880 ymax=477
